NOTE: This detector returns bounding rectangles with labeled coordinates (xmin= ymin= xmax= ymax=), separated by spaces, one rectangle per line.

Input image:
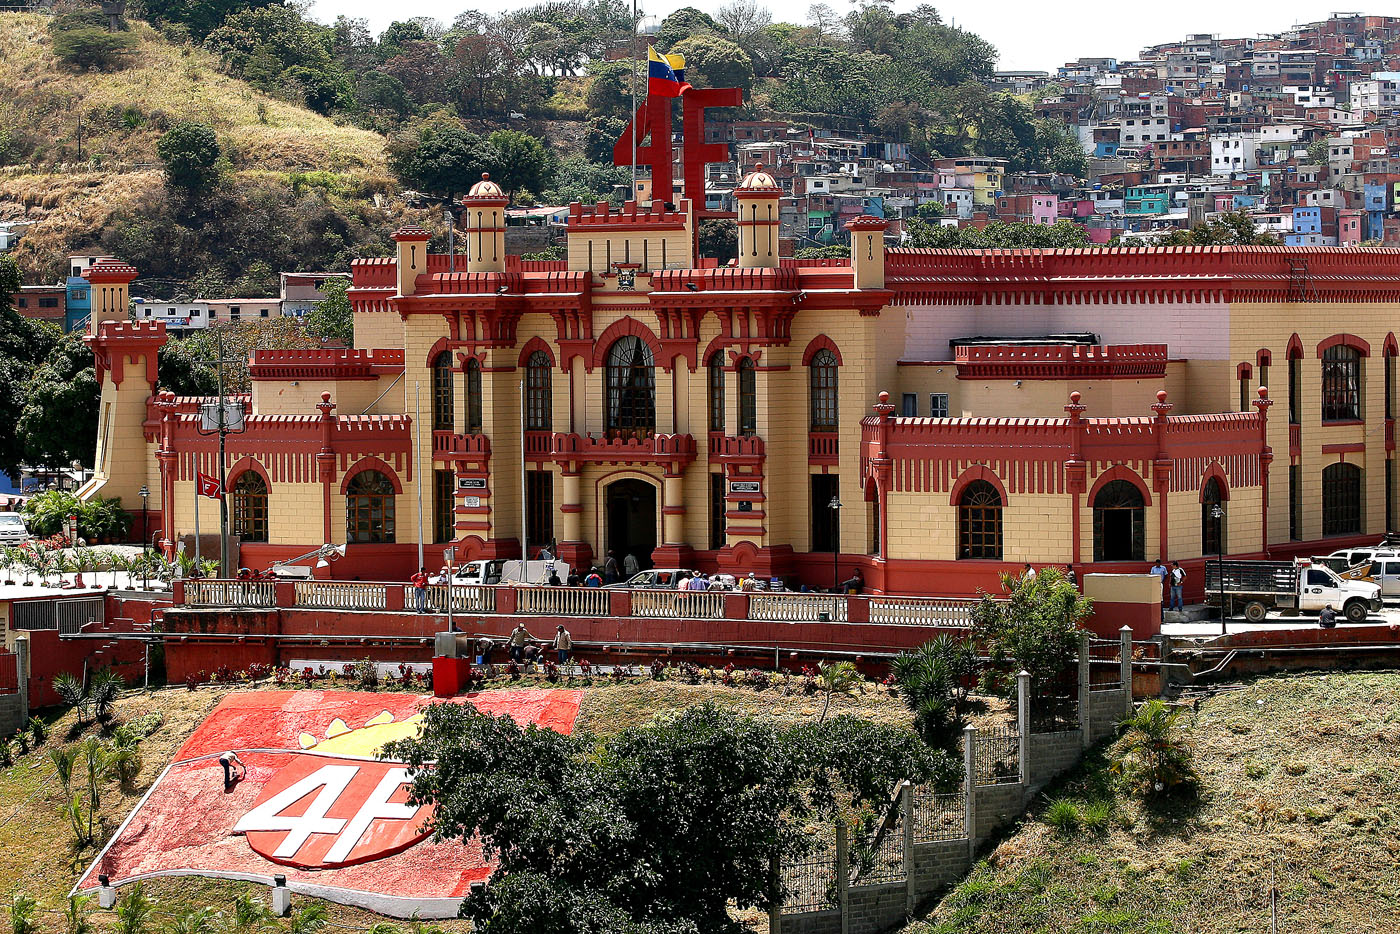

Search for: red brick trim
xmin=947 ymin=464 xmax=1009 ymax=506
xmin=1197 ymin=462 xmax=1231 ymax=502
xmin=340 ymin=456 xmax=404 ymax=494
xmin=591 ymin=317 xmax=665 ymax=371
xmin=1256 ymin=349 xmax=1272 ymax=368
xmin=1315 ymin=333 xmax=1371 ymax=357
xmin=517 ymin=336 xmax=556 ymax=369
xmin=1286 ymin=333 xmax=1304 ymax=360
xmin=1087 ymin=464 xmax=1152 ymax=507
xmin=227 ymin=457 xmax=272 ymax=490
xmin=1385 ymin=332 xmax=1399 ymax=357
xmin=1236 ymin=362 xmax=1253 ymax=380
xmin=801 ymin=334 xmax=844 ymax=367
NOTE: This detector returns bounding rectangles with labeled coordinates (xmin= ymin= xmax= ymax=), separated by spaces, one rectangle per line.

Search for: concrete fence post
xmin=835 ymin=819 xmax=850 ymax=934
xmin=1078 ymin=631 xmax=1091 ymax=749
xmin=768 ymin=851 xmax=782 ymax=934
xmin=962 ymin=724 xmax=976 ymax=857
xmin=1120 ymin=625 xmax=1134 ymax=718
xmin=901 ymin=780 xmax=915 ymax=914
xmin=14 ymin=635 xmax=29 ymax=722
xmin=1016 ymin=670 xmax=1030 ymax=785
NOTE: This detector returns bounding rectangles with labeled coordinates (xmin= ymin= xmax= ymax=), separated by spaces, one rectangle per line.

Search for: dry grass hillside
xmin=0 ymin=12 xmax=396 ymax=280
xmin=904 ymin=671 xmax=1400 ymax=934
xmin=0 ymin=14 xmax=385 ymax=173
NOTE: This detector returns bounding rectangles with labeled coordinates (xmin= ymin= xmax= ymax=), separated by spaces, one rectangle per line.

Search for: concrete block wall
xmin=0 ymin=693 xmax=24 ymax=736
xmin=1028 ymin=732 xmax=1082 ymax=787
xmin=1088 ymin=690 xmax=1130 ymax=742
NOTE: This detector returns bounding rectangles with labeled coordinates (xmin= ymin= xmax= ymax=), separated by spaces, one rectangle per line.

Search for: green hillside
xmin=905 ymin=672 xmax=1400 ymax=934
xmin=0 ymin=12 xmax=403 ymax=289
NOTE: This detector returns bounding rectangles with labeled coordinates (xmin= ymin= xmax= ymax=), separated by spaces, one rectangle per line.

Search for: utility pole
xmin=631 ymin=0 xmax=639 ymax=198
xmin=195 ymin=329 xmax=244 ymax=578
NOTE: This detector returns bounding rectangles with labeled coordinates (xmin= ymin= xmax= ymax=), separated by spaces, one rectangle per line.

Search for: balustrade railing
xmin=426 ymin=585 xmax=496 ymax=614
xmin=866 ymin=596 xmax=977 ymax=627
xmin=629 ymin=589 xmax=727 ymax=619
xmin=293 ymin=581 xmax=388 ymax=610
xmin=183 ymin=580 xmax=276 ymax=608
xmin=749 ymin=593 xmax=848 ymax=622
xmin=515 ymin=586 xmax=610 ymax=617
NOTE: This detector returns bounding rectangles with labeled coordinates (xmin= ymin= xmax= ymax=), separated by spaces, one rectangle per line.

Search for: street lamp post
xmin=828 ymin=496 xmax=843 ymax=592
xmin=138 ymin=485 xmax=149 ymax=591
xmin=1211 ymin=503 xmax=1226 ymax=634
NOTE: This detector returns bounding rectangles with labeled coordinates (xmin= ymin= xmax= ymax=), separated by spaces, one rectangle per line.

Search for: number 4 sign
xmin=233 ymin=759 xmax=431 ymax=868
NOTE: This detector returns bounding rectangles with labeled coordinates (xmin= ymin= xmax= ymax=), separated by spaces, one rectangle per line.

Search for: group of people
xmin=1148 ymin=559 xmax=1189 ymax=617
xmin=473 ymin=623 xmax=574 ymax=667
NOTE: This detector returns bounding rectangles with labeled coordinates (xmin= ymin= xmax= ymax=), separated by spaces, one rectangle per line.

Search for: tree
xmin=971 ymin=566 xmax=1090 ymax=695
xmin=716 ymin=0 xmax=771 ymax=46
xmin=654 ymin=6 xmax=728 ymax=50
xmin=670 ymin=33 xmax=754 ymax=90
xmin=386 ymin=117 xmax=494 ymax=201
xmin=0 ymin=259 xmax=60 ymax=479
xmin=17 ymin=333 xmax=98 ymax=470
xmin=486 ymin=130 xmax=557 ymax=202
xmin=904 ymin=218 xmax=1092 ymax=249
xmin=915 ymin=200 xmax=944 ymax=219
xmin=697 ymin=218 xmax=738 ymax=263
xmin=303 ymin=278 xmax=354 ymax=347
xmin=583 ymin=60 xmax=639 ymax=120
xmin=542 ymin=156 xmax=626 ymax=206
xmin=1154 ymin=210 xmax=1279 ymax=246
xmin=816 ymin=660 xmax=861 ymax=722
xmin=383 ymin=702 xmax=947 ymax=933
xmin=156 ymin=318 xmax=322 ymax=395
xmin=156 ymin=122 xmax=222 ymax=192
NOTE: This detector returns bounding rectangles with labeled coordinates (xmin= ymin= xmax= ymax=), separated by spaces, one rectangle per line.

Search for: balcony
xmin=708 ymin=432 xmax=766 ymax=464
xmin=433 ymin=431 xmax=491 ymax=456
xmin=808 ymin=432 xmax=839 ymax=465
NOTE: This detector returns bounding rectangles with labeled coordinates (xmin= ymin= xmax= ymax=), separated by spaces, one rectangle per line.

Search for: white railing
xmin=866 ymin=596 xmax=978 ymax=627
xmin=426 ymin=584 xmax=496 ymax=614
xmin=184 ymin=580 xmax=276 ymax=608
xmin=294 ymin=581 xmax=387 ymax=610
xmin=748 ymin=593 xmax=848 ymax=622
xmin=515 ymin=586 xmax=610 ymax=617
xmin=630 ymin=589 xmax=727 ymax=619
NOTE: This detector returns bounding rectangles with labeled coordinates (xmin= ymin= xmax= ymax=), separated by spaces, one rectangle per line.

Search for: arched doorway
xmin=605 ymin=478 xmax=657 ymax=572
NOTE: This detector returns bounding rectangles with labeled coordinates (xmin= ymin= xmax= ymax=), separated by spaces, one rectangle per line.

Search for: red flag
xmin=196 ymin=472 xmax=223 ymax=499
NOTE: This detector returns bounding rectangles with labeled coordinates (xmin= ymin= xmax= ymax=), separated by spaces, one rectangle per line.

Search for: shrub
xmin=352 ymin=658 xmax=378 ymax=688
xmin=22 ymin=492 xmax=131 ymax=542
xmin=1079 ymin=799 xmax=1112 ymax=833
xmin=89 ymin=668 xmax=124 ymax=721
xmin=9 ymin=892 xmax=37 ymax=934
xmin=62 ymin=894 xmax=93 ymax=934
xmin=0 ymin=741 xmax=11 ymax=768
xmin=891 ymin=635 xmax=977 ymax=752
xmin=114 ymin=883 xmax=153 ymax=934
xmin=1112 ymin=700 xmax=1198 ymax=799
xmin=50 ymin=746 xmax=78 ymax=789
xmin=972 ymin=566 xmax=1089 ymax=692
xmin=52 ymin=27 xmax=134 ymax=71
xmin=53 ymin=672 xmax=86 ymax=718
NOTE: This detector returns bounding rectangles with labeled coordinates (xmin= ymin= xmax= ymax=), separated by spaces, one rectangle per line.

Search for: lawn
xmin=903 ymin=670 xmax=1400 ymax=934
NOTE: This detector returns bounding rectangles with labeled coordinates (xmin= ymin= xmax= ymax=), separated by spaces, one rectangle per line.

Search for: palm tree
xmin=228 ymin=894 xmax=270 ymax=934
xmin=89 ymin=669 xmax=124 ymax=722
xmin=1112 ymin=699 xmax=1198 ymax=798
xmin=114 ymin=883 xmax=153 ymax=934
xmin=816 ymin=661 xmax=861 ymax=723
xmin=288 ymin=905 xmax=327 ymax=934
xmin=63 ymin=893 xmax=94 ymax=934
xmin=1 ymin=546 xmax=17 ymax=585
xmin=167 ymin=907 xmax=217 ymax=934
xmin=53 ymin=672 xmax=86 ymax=721
xmin=10 ymin=892 xmax=38 ymax=934
xmin=891 ymin=636 xmax=976 ymax=751
xmin=50 ymin=745 xmax=79 ymax=790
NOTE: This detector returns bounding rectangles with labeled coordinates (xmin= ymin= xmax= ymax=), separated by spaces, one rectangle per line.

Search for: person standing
xmin=603 ymin=551 xmax=620 ymax=584
xmin=410 ymin=566 xmax=430 ymax=613
xmin=1149 ymin=559 xmax=1169 ymax=618
xmin=1022 ymin=563 xmax=1037 ymax=583
xmin=1169 ymin=561 xmax=1186 ymax=612
xmin=508 ymin=623 xmax=533 ymax=663
xmin=554 ymin=625 xmax=572 ymax=664
xmin=623 ymin=552 xmax=640 ymax=578
xmin=1064 ymin=564 xmax=1078 ymax=588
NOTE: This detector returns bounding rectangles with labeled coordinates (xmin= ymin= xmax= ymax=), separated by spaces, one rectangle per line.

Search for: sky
xmin=306 ymin=0 xmax=1362 ymax=73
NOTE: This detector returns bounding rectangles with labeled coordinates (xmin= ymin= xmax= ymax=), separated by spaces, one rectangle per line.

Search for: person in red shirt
xmin=410 ymin=566 xmax=429 ymax=613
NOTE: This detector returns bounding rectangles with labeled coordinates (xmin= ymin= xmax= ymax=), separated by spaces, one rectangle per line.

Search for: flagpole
xmin=446 ymin=544 xmax=455 ymax=633
xmin=194 ymin=464 xmax=200 ymax=571
xmin=630 ymin=0 xmax=639 ymax=199
xmin=414 ymin=382 xmax=424 ymax=571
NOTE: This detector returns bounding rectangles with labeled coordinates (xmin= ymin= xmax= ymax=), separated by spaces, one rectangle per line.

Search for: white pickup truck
xmin=1204 ymin=559 xmax=1382 ymax=623
xmin=451 ymin=559 xmax=570 ymax=586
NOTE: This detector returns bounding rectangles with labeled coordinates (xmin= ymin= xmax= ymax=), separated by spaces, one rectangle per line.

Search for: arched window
xmin=464 ymin=358 xmax=483 ymax=433
xmin=809 ymin=349 xmax=838 ymax=431
xmin=1093 ymin=479 xmax=1145 ymax=562
xmin=737 ymin=358 xmax=757 ymax=436
xmin=1322 ymin=462 xmax=1362 ymax=536
xmin=1201 ymin=477 xmax=1224 ymax=555
xmin=431 ymin=351 xmax=454 ymax=431
xmin=707 ymin=352 xmax=725 ymax=433
xmin=525 ymin=351 xmax=552 ymax=431
xmin=958 ymin=479 xmax=1002 ymax=559
xmin=605 ymin=335 xmax=655 ymax=436
xmin=346 ymin=470 xmax=396 ymax=544
xmin=1321 ymin=344 xmax=1361 ymax=422
xmin=231 ymin=472 xmax=268 ymax=543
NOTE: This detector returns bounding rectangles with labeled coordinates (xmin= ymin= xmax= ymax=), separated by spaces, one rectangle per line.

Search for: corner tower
xmin=392 ymin=225 xmax=431 ymax=296
xmin=462 ymin=173 xmax=508 ymax=273
xmin=735 ymin=165 xmax=781 ymax=268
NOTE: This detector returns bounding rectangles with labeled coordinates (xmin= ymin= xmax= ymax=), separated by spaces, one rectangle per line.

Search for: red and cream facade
xmin=79 ymin=181 xmax=1400 ymax=593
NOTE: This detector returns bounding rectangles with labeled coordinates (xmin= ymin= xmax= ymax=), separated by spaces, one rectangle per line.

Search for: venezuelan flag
xmin=648 ymin=46 xmax=691 ymax=97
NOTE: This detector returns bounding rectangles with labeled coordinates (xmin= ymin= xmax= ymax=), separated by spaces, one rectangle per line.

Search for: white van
xmin=0 ymin=512 xmax=29 ymax=545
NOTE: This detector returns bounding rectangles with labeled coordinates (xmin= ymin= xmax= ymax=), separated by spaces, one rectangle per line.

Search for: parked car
xmin=1204 ymin=559 xmax=1382 ymax=623
xmin=452 ymin=559 xmax=570 ymax=586
xmin=0 ymin=512 xmax=29 ymax=545
xmin=608 ymin=569 xmax=693 ymax=590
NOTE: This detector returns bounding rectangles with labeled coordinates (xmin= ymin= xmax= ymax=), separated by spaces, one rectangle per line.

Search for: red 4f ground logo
xmin=233 ymin=755 xmax=432 ymax=869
